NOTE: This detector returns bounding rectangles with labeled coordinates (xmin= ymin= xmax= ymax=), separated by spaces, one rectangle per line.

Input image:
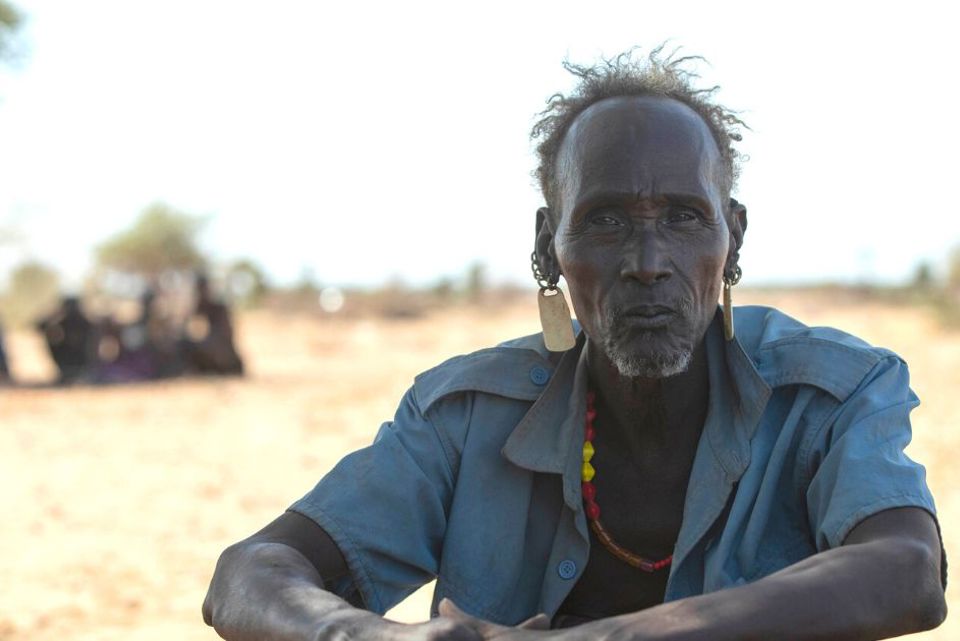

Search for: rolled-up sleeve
xmin=805 ymin=355 xmax=937 ymax=552
xmin=289 ymin=387 xmax=455 ymax=614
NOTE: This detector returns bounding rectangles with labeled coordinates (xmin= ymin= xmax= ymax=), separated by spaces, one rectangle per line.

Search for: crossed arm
xmin=202 ymin=511 xmax=489 ymax=641
xmin=202 ymin=506 xmax=945 ymax=641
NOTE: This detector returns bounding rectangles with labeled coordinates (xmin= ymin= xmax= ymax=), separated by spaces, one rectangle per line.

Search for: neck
xmin=584 ymin=338 xmax=710 ymax=448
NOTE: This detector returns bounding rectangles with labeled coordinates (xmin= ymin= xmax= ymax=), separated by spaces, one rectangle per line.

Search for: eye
xmin=587 ymin=209 xmax=625 ymax=226
xmin=663 ymin=206 xmax=700 ymax=225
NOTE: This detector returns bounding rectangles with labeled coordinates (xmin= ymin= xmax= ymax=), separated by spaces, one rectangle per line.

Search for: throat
xmin=586 ymin=340 xmax=710 ymax=452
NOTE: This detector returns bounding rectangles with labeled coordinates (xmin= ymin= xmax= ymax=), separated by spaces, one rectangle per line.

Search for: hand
xmin=381 ymin=616 xmax=485 ymax=641
xmin=437 ymin=598 xmax=552 ymax=640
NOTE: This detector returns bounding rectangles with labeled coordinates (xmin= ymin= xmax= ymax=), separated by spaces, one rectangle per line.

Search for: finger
xmin=438 ymin=598 xmax=470 ymax=621
xmin=438 ymin=599 xmax=517 ymax=638
xmin=516 ymin=613 xmax=551 ymax=630
xmin=439 ymin=598 xmax=495 ymax=629
xmin=420 ymin=617 xmax=485 ymax=641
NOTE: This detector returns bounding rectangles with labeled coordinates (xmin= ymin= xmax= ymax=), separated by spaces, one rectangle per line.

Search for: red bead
xmin=585 ymin=426 xmax=595 ymax=442
xmin=581 ymin=482 xmax=596 ymax=501
xmin=585 ymin=501 xmax=601 ymax=520
xmin=585 ymin=408 xmax=597 ymax=423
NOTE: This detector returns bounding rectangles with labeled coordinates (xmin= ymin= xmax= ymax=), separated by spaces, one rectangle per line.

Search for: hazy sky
xmin=1 ymin=0 xmax=958 ymax=289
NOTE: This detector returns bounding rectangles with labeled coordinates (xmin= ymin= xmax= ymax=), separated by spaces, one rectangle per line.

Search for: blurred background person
xmin=91 ymin=289 xmax=164 ymax=383
xmin=0 ymin=322 xmax=10 ymax=384
xmin=182 ymin=274 xmax=244 ymax=376
xmin=35 ymin=295 xmax=95 ymax=385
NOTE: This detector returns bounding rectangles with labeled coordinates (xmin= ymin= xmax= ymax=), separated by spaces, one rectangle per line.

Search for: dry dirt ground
xmin=2 ymin=291 xmax=958 ymax=640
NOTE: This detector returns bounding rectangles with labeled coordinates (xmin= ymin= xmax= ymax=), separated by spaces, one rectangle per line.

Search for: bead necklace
xmin=581 ymin=389 xmax=673 ymax=573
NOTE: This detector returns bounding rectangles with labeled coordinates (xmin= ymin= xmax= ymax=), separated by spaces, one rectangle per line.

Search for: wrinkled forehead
xmin=556 ymin=95 xmax=723 ymax=212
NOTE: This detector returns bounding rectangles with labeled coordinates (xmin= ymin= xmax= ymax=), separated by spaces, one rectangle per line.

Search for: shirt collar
xmin=502 ymin=308 xmax=772 ymax=498
xmin=702 ymin=309 xmax=772 ymax=478
xmin=501 ymin=331 xmax=586 ymax=477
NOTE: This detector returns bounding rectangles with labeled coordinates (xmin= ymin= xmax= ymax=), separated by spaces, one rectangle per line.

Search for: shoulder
xmin=412 ymin=331 xmax=562 ymax=414
xmin=733 ymin=305 xmax=906 ymax=402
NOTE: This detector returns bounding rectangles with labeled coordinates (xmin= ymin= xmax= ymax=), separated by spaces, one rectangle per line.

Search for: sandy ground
xmin=1 ymin=291 xmax=957 ymax=640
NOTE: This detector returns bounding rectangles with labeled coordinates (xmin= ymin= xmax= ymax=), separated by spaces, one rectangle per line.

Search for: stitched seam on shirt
xmin=419 ymin=381 xmax=541 ymax=414
xmin=798 ymin=356 xmax=911 ymax=483
xmin=801 ymin=396 xmax=918 ymax=487
xmin=288 ymin=504 xmax=385 ymax=614
xmin=796 ymin=394 xmax=843 ymax=491
xmin=827 ymin=492 xmax=935 ymax=550
xmin=503 ymin=387 xmax=557 ymax=471
xmin=757 ymin=335 xmax=881 ymax=358
xmin=414 ymin=393 xmax=458 ymax=488
xmin=705 ymin=418 xmax=739 ymax=480
xmin=414 ymin=349 xmax=545 ymax=412
xmin=758 ymin=339 xmax=886 ymax=400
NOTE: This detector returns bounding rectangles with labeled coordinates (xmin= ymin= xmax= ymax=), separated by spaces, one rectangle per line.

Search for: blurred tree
xmin=465 ymin=261 xmax=487 ymax=302
xmin=226 ymin=259 xmax=268 ymax=306
xmin=1 ymin=260 xmax=60 ymax=325
xmin=949 ymin=247 xmax=960 ymax=291
xmin=912 ymin=261 xmax=935 ymax=290
xmin=0 ymin=1 xmax=22 ymax=63
xmin=431 ymin=275 xmax=455 ymax=302
xmin=95 ymin=203 xmax=207 ymax=279
xmin=294 ymin=266 xmax=320 ymax=296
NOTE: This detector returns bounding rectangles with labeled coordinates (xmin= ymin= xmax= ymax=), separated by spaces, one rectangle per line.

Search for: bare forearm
xmin=574 ymin=539 xmax=944 ymax=641
xmin=202 ymin=541 xmax=384 ymax=641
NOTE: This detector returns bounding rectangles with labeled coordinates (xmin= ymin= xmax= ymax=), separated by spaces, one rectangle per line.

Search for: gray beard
xmin=603 ymin=343 xmax=692 ymax=379
xmin=599 ymin=301 xmax=695 ymax=379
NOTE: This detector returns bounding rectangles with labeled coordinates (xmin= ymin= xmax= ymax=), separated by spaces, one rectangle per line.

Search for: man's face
xmin=546 ymin=96 xmax=735 ymax=378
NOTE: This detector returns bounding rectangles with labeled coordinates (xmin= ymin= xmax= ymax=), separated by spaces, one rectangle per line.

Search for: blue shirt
xmin=290 ymin=306 xmax=938 ymax=624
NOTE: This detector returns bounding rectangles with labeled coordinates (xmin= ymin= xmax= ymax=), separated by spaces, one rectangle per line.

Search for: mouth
xmin=619 ymin=304 xmax=676 ymax=329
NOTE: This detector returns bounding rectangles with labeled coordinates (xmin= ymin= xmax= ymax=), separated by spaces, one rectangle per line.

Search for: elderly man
xmin=203 ymin=51 xmax=945 ymax=640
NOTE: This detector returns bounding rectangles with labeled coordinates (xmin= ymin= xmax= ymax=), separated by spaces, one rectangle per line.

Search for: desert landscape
xmin=1 ymin=290 xmax=957 ymax=640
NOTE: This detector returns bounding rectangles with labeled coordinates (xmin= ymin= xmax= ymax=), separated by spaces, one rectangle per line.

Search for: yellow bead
xmin=581 ymin=461 xmax=595 ymax=482
xmin=582 ymin=441 xmax=595 ymax=463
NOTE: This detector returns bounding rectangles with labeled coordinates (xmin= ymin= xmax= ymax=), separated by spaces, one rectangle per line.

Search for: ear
xmin=534 ymin=207 xmax=560 ymax=281
xmin=725 ymin=197 xmax=747 ymax=273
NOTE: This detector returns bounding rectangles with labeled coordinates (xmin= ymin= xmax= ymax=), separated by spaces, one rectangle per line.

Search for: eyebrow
xmin=572 ymin=190 xmax=715 ymax=216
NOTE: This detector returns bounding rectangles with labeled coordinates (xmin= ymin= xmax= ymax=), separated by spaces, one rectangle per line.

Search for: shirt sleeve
xmin=289 ymin=387 xmax=456 ymax=614
xmin=805 ymin=355 xmax=938 ymax=552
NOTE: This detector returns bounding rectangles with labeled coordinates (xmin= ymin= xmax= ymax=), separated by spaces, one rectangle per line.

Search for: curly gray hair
xmin=531 ymin=46 xmax=747 ymax=213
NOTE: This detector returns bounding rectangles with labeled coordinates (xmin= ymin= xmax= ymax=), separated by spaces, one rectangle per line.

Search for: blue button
xmin=529 ymin=366 xmax=550 ymax=385
xmin=557 ymin=559 xmax=577 ymax=580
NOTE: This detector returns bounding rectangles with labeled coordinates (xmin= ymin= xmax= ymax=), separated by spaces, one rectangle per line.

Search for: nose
xmin=619 ymin=232 xmax=673 ymax=285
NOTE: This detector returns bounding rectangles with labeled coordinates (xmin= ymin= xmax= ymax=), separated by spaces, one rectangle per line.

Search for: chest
xmin=556 ymin=432 xmax=700 ymax=622
xmin=591 ymin=438 xmax=695 ymax=542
